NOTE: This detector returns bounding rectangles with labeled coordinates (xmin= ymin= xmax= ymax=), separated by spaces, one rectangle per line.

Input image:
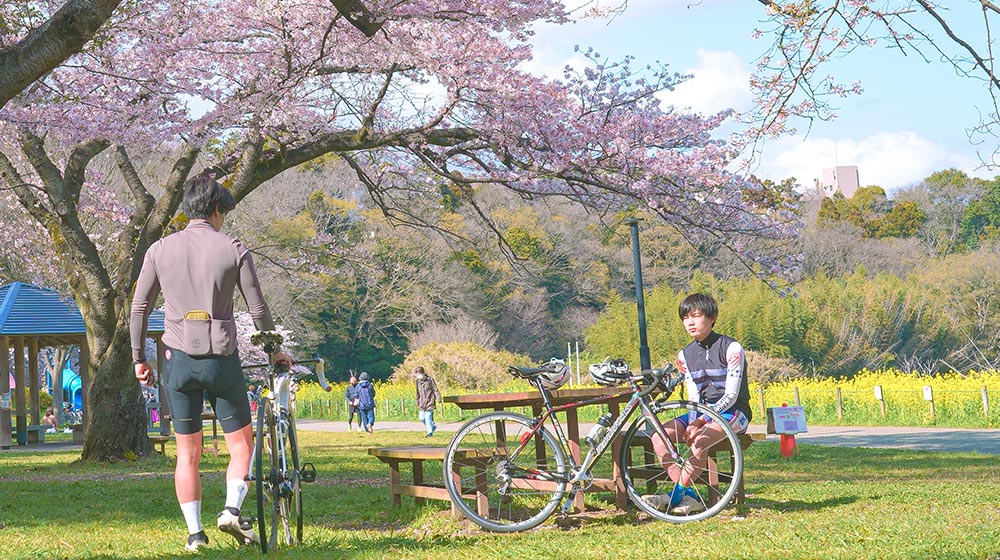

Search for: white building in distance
xmin=815 ymin=165 xmax=860 ymax=198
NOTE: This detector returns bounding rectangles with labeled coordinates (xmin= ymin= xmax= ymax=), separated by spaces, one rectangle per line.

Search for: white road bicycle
xmin=243 ymin=332 xmax=330 ymax=553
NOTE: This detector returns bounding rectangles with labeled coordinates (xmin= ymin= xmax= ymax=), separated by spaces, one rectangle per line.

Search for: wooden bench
xmin=26 ymin=425 xmax=46 ymax=444
xmin=627 ymin=431 xmax=764 ymax=507
xmin=368 ymin=445 xmax=493 ymax=519
xmin=706 ymin=431 xmax=765 ymax=506
xmin=71 ymin=424 xmax=84 ymax=444
xmin=150 ymin=435 xmax=171 ymax=455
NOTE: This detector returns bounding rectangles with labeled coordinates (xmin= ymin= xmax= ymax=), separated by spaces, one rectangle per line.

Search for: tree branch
xmin=329 ymin=0 xmax=384 ymax=37
xmin=0 ymin=0 xmax=123 ymax=109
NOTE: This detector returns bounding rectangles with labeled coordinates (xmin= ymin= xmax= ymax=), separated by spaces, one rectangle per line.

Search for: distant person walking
xmin=413 ymin=366 xmax=441 ymax=437
xmin=344 ymin=374 xmax=362 ymax=431
xmin=355 ymin=372 xmax=376 ymax=434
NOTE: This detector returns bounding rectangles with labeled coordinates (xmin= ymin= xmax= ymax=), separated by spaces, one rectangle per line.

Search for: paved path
xmin=5 ymin=420 xmax=999 ymax=454
xmin=298 ymin=419 xmax=1000 ymax=455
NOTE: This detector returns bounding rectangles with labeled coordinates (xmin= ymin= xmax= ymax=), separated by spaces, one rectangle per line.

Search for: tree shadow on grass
xmin=741 ymin=494 xmax=858 ymax=514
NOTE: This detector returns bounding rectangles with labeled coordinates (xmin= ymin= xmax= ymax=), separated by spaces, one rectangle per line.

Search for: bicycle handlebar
xmin=241 ymin=354 xmax=332 ymax=392
xmin=632 ymin=364 xmax=681 ymax=398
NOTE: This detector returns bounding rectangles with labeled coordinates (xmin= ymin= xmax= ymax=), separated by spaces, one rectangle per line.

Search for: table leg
xmin=532 ymin=405 xmax=547 ymax=464
xmin=413 ymin=460 xmax=426 ymax=506
xmin=565 ymin=407 xmax=584 ymax=512
xmin=388 ymin=459 xmax=402 ymax=507
xmin=448 ymin=460 xmax=463 ymax=519
xmin=609 ymin=401 xmax=628 ymax=510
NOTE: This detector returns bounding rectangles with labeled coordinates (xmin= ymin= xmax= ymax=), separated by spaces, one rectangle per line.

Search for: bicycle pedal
xmin=300 ymin=462 xmax=317 ymax=483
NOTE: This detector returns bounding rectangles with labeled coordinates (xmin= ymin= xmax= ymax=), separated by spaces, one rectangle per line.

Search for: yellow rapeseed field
xmin=756 ymin=369 xmax=1000 ymax=428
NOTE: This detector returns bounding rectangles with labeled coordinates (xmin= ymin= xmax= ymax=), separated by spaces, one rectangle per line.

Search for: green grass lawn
xmin=2 ymin=430 xmax=999 ymax=559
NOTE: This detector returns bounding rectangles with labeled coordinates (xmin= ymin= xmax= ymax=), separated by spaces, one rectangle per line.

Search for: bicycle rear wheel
xmin=273 ymin=413 xmax=302 ymax=547
xmin=619 ymin=400 xmax=743 ymax=523
xmin=254 ymin=398 xmax=273 ymax=553
xmin=258 ymin=407 xmax=302 ymax=551
xmin=443 ymin=412 xmax=567 ymax=532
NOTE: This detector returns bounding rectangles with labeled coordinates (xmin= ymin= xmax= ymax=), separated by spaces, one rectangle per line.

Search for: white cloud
xmin=656 ymin=48 xmax=752 ymax=116
xmin=749 ymin=131 xmax=989 ymax=194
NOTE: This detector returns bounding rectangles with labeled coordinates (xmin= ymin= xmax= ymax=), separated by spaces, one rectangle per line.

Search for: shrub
xmin=745 ymin=350 xmax=807 ymax=386
xmin=391 ymin=341 xmax=532 ymax=391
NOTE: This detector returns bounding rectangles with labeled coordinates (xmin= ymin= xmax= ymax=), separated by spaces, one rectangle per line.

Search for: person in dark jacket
xmin=413 ymin=366 xmax=441 ymax=437
xmin=355 ymin=372 xmax=376 ymax=433
xmin=344 ymin=374 xmax=362 ymax=431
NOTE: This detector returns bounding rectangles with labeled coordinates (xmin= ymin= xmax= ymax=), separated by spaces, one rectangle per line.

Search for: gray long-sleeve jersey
xmin=130 ymin=219 xmax=275 ymax=361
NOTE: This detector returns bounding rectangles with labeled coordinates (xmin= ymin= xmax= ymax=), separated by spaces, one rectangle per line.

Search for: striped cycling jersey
xmin=677 ymin=332 xmax=752 ymax=421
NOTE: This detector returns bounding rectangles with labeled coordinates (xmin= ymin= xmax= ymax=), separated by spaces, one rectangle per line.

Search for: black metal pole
xmin=624 ymin=218 xmax=651 ymax=371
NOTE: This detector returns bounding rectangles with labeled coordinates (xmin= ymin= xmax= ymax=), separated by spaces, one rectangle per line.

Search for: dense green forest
xmin=218 ymin=164 xmax=998 ymax=382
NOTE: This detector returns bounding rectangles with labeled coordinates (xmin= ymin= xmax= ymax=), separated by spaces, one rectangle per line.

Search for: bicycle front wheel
xmin=619 ymin=400 xmax=743 ymax=523
xmin=278 ymin=413 xmax=302 ymax=546
xmin=254 ymin=398 xmax=272 ymax=553
xmin=254 ymin=402 xmax=303 ymax=552
xmin=443 ymin=412 xmax=567 ymax=533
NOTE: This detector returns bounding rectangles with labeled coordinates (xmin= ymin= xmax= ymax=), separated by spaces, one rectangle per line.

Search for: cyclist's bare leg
xmin=175 ymin=431 xmax=204 ymax=502
xmin=677 ymin=421 xmax=730 ymax=486
xmin=650 ymin=418 xmax=685 ymax=483
xmin=224 ymin=424 xmax=253 ymax=486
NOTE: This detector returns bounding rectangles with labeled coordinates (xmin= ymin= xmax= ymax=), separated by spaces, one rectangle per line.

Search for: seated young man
xmin=643 ymin=293 xmax=752 ymax=515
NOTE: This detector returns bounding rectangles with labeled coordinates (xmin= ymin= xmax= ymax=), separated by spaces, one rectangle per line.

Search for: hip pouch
xmin=181 ymin=310 xmax=236 ymax=356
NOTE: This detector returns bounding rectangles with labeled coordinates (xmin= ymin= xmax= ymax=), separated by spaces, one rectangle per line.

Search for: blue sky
xmin=527 ymin=0 xmax=998 ymax=195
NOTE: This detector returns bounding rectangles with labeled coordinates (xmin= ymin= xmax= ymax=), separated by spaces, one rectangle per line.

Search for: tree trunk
xmin=79 ymin=324 xmax=151 ymax=460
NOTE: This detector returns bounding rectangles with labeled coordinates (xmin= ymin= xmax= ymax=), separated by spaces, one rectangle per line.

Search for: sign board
xmin=923 ymin=386 xmax=933 ymax=401
xmin=0 ymin=391 xmax=10 ymax=410
xmin=873 ymin=385 xmax=883 ymax=400
xmin=766 ymin=405 xmax=808 ymax=435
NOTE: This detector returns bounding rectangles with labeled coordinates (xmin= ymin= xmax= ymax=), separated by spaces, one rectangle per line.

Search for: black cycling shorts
xmin=161 ymin=347 xmax=250 ymax=435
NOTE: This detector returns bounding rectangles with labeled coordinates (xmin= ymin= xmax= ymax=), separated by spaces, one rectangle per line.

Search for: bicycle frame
xmin=506 ymin=375 xmax=683 ymax=493
xmin=243 ymin=354 xmax=329 ymax=552
xmin=245 ymin=357 xmax=326 ymax=480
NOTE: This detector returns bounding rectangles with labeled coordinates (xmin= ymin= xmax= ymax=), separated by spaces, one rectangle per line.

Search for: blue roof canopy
xmin=0 ymin=282 xmax=163 ymax=345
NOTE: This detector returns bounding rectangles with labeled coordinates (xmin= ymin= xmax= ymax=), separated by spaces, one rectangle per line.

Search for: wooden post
xmin=28 ymin=338 xmax=39 ymax=425
xmin=835 ymin=387 xmax=843 ymax=422
xmin=793 ymin=387 xmax=801 ymax=407
xmin=983 ymin=386 xmax=990 ymax=418
xmin=14 ymin=336 xmax=25 ymax=445
xmin=757 ymin=386 xmax=766 ymax=418
xmin=874 ymin=385 xmax=886 ymax=418
xmin=1 ymin=336 xmax=11 ymax=449
xmin=923 ymin=386 xmax=935 ymax=424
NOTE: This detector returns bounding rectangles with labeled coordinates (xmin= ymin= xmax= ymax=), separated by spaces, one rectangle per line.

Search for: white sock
xmin=225 ymin=479 xmax=248 ymax=512
xmin=180 ymin=501 xmax=202 ymax=534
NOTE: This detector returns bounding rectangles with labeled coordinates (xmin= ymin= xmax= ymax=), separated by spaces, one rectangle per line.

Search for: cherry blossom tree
xmin=0 ymin=0 xmax=122 ymax=109
xmin=0 ymin=0 xmax=797 ymax=460
xmin=750 ymin=1 xmax=1000 ymax=164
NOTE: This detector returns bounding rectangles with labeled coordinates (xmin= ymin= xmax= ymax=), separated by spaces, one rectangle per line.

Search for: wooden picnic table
xmin=444 ymin=386 xmax=635 ymax=511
